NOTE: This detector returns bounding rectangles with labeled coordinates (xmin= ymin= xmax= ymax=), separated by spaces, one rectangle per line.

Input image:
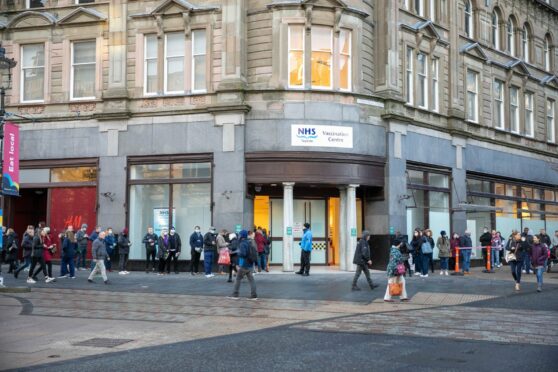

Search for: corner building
xmin=1 ymin=0 xmax=557 ymax=269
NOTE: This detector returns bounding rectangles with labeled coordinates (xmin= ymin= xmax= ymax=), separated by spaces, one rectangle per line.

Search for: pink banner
xmin=3 ymin=122 xmax=20 ymax=196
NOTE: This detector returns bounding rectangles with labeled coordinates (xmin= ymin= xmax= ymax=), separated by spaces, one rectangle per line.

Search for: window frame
xmin=406 ymin=47 xmax=414 ymax=106
xmin=20 ymin=43 xmax=45 ymax=103
xmin=310 ymin=26 xmax=333 ymax=90
xmin=339 ymin=29 xmax=352 ymax=92
xmin=548 ymin=99 xmax=556 ymax=143
xmin=191 ymin=28 xmax=207 ymax=94
xmin=431 ymin=57 xmax=439 ymax=112
xmin=524 ymin=92 xmax=534 ymax=138
xmin=287 ymin=24 xmax=305 ymax=89
xmin=522 ymin=24 xmax=530 ymax=64
xmin=493 ymin=79 xmax=505 ymax=130
xmin=510 ymin=86 xmax=520 ymax=134
xmin=417 ymin=52 xmax=428 ymax=109
xmin=466 ymin=69 xmax=479 ymax=123
xmin=464 ymin=0 xmax=474 ymax=39
xmin=491 ymin=11 xmax=500 ymax=50
xmin=163 ymin=32 xmax=186 ymax=95
xmin=507 ymin=18 xmax=516 ymax=57
xmin=143 ymin=34 xmax=158 ymax=97
xmin=70 ymin=39 xmax=96 ymax=101
xmin=544 ymin=35 xmax=552 ymax=71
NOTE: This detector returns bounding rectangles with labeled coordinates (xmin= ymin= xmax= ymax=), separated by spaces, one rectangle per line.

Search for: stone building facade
xmin=1 ymin=0 xmax=557 ymax=270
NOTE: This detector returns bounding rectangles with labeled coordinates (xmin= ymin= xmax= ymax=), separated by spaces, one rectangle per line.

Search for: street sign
xmin=286 ymin=227 xmax=292 ymax=236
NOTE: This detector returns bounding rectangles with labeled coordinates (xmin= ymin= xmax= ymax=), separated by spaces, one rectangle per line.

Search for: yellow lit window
xmin=339 ymin=29 xmax=351 ymax=91
xmin=311 ymin=26 xmax=332 ymax=89
xmin=288 ymin=25 xmax=304 ymax=88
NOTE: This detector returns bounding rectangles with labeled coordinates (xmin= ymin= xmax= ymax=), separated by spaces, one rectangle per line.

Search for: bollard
xmin=483 ymin=245 xmax=494 ymax=273
xmin=451 ymin=247 xmax=463 ymax=276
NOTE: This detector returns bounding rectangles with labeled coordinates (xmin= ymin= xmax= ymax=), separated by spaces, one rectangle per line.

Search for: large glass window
xmin=192 ymin=29 xmax=207 ymax=92
xmin=417 ymin=53 xmax=428 ymax=109
xmin=406 ymin=47 xmax=414 ymax=105
xmin=164 ymin=33 xmax=185 ymax=94
xmin=466 ymin=69 xmax=478 ymax=122
xmin=493 ymin=79 xmax=504 ymax=130
xmin=144 ymin=35 xmax=158 ymax=95
xmin=311 ymin=26 xmax=332 ymax=89
xmin=288 ymin=25 xmax=304 ymax=88
xmin=510 ymin=86 xmax=519 ymax=133
xmin=339 ymin=29 xmax=351 ymax=91
xmin=51 ymin=167 xmax=97 ymax=183
xmin=548 ymin=99 xmax=556 ymax=143
xmin=21 ymin=44 xmax=45 ymax=102
xmin=71 ymin=40 xmax=96 ymax=100
xmin=525 ymin=92 xmax=534 ymax=137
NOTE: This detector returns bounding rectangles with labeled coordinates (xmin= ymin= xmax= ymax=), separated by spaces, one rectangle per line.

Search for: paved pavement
xmin=1 ymin=265 xmax=558 ymax=371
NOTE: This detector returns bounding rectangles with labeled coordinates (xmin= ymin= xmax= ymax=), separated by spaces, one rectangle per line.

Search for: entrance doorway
xmin=12 ymin=188 xmax=48 ymax=238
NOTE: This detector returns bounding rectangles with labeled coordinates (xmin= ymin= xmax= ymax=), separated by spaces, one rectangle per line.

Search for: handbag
xmin=505 ymin=251 xmax=516 ymax=263
xmin=421 ymin=241 xmax=433 ymax=254
xmin=389 ymin=278 xmax=403 ymax=297
xmin=395 ymin=263 xmax=406 ymax=276
xmin=218 ymin=249 xmax=231 ymax=265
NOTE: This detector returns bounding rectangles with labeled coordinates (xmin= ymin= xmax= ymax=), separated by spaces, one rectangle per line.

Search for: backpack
xmin=247 ymin=241 xmax=258 ymax=264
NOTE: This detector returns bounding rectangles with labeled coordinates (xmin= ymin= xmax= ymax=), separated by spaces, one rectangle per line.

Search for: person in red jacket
xmin=530 ymin=235 xmax=548 ymax=292
xmin=255 ymin=228 xmax=267 ymax=272
xmin=42 ymin=227 xmax=56 ymax=282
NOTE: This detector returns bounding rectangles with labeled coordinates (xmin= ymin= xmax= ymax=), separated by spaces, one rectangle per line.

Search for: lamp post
xmin=0 ymin=44 xmax=17 ymax=197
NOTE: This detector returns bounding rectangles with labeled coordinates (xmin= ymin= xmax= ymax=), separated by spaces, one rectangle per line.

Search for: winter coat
xmin=105 ymin=234 xmax=116 ymax=254
xmin=158 ymin=235 xmax=170 ymax=258
xmin=43 ymin=234 xmax=55 ymax=262
xmin=62 ymin=238 xmax=77 ymax=258
xmin=410 ymin=237 xmax=421 ymax=254
xmin=229 ymin=238 xmax=239 ymax=256
xmin=168 ymin=233 xmax=181 ymax=253
xmin=31 ymin=235 xmax=45 ymax=258
xmin=6 ymin=233 xmax=18 ymax=261
xmin=450 ymin=238 xmax=460 ymax=257
xmin=237 ymin=238 xmax=252 ymax=269
xmin=117 ymin=234 xmax=131 ymax=254
xmin=539 ymin=234 xmax=551 ymax=247
xmin=255 ymin=232 xmax=266 ymax=253
xmin=436 ymin=236 xmax=451 ymax=258
xmin=530 ymin=244 xmax=548 ymax=267
xmin=353 ymin=232 xmax=371 ymax=265
xmin=21 ymin=233 xmax=33 ymax=258
xmin=92 ymin=238 xmax=108 ymax=260
xmin=479 ymin=232 xmax=492 ymax=247
xmin=189 ymin=232 xmax=204 ymax=254
xmin=216 ymin=234 xmax=229 ymax=251
xmin=386 ymin=246 xmax=403 ymax=277
xmin=460 ymin=235 xmax=473 ymax=249
xmin=300 ymin=229 xmax=313 ymax=252
xmin=142 ymin=233 xmax=158 ymax=252
xmin=76 ymin=230 xmax=89 ymax=251
xmin=203 ymin=232 xmax=217 ymax=252
xmin=507 ymin=239 xmax=528 ymax=261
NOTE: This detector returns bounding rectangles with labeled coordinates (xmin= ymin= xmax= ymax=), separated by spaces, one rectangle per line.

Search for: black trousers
xmin=167 ymin=251 xmax=179 ymax=273
xmin=190 ymin=250 xmax=201 ymax=273
xmin=29 ymin=256 xmax=47 ymax=279
xmin=145 ymin=248 xmax=156 ymax=271
xmin=158 ymin=256 xmax=167 ymax=273
xmin=300 ymin=250 xmax=311 ymax=274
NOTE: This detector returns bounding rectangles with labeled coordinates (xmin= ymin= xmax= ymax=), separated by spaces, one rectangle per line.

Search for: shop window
xmin=407 ymin=169 xmax=424 ymax=185
xmin=171 ymin=162 xmax=211 ymax=179
xmin=20 ymin=168 xmax=49 ymax=184
xmin=51 ymin=167 xmax=97 ymax=183
xmin=494 ymin=183 xmax=505 ymax=195
xmin=544 ymin=189 xmax=556 ymax=202
xmin=71 ymin=40 xmax=96 ymax=100
xmin=467 ymin=178 xmax=490 ymax=193
xmin=428 ymin=173 xmax=448 ymax=188
xmin=130 ymin=164 xmax=170 ymax=180
xmin=311 ymin=26 xmax=332 ymax=89
xmin=21 ymin=44 xmax=45 ymax=102
xmin=506 ymin=184 xmax=517 ymax=197
xmin=521 ymin=187 xmax=533 ymax=200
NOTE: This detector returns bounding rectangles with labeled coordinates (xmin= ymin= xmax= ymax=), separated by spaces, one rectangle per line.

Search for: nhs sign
xmin=291 ymin=124 xmax=353 ymax=148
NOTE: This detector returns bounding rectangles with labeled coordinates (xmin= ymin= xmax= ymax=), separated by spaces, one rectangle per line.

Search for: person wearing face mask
xmin=104 ymin=227 xmax=116 ymax=272
xmin=189 ymin=226 xmax=204 ymax=275
xmin=203 ymin=227 xmax=218 ymax=277
xmin=167 ymin=227 xmax=182 ymax=274
xmin=158 ymin=228 xmax=170 ymax=275
xmin=506 ymin=231 xmax=527 ymax=291
xmin=479 ymin=227 xmax=492 ymax=269
xmin=410 ymin=229 xmax=422 ymax=276
xmin=143 ymin=226 xmax=158 ymax=273
xmin=459 ymin=230 xmax=473 ymax=275
xmin=117 ymin=227 xmax=132 ymax=275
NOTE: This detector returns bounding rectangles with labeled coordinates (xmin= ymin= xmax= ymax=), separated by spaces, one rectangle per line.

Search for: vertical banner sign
xmin=0 ymin=209 xmax=3 ymax=250
xmin=2 ymin=122 xmax=20 ymax=196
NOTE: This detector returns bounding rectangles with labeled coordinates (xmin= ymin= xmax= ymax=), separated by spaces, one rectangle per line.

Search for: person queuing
xmin=521 ymin=228 xmax=534 ymax=274
xmin=28 ymin=228 xmax=55 ymax=284
xmin=88 ymin=230 xmax=110 ymax=285
xmin=262 ymin=228 xmax=271 ymax=272
xmin=491 ymin=230 xmax=503 ymax=269
xmin=42 ymin=227 xmax=56 ymax=281
xmin=5 ymin=228 xmax=19 ymax=274
xmin=459 ymin=230 xmax=473 ymax=275
xmin=255 ymin=228 xmax=267 ymax=273
xmin=436 ymin=231 xmax=450 ymax=276
xmin=216 ymin=229 xmax=229 ymax=275
xmin=158 ymin=228 xmax=170 ymax=275
xmin=295 ymin=223 xmax=312 ymax=276
xmin=247 ymin=230 xmax=258 ymax=274
xmin=189 ymin=226 xmax=204 ymax=275
xmin=142 ymin=227 xmax=158 ymax=273
xmin=449 ymin=232 xmax=460 ymax=272
xmin=75 ymin=224 xmax=89 ymax=271
xmin=479 ymin=226 xmax=492 ymax=269
xmin=203 ymin=227 xmax=218 ymax=278
xmin=118 ymin=227 xmax=132 ymax=275
xmin=384 ymin=238 xmax=409 ymax=303
xmin=105 ymin=228 xmax=116 ymax=272
xmin=14 ymin=226 xmax=34 ymax=279
xmin=351 ymin=230 xmax=378 ymax=291
xmin=420 ymin=229 xmax=434 ymax=277
xmin=410 ymin=229 xmax=422 ymax=276
xmin=227 ymin=230 xmax=258 ymax=300
xmin=506 ymin=231 xmax=527 ymax=291
xmin=227 ymin=232 xmax=239 ymax=283
xmin=530 ymin=235 xmax=548 ymax=293
xmin=167 ymin=227 xmax=182 ymax=274
xmin=60 ymin=228 xmax=77 ymax=279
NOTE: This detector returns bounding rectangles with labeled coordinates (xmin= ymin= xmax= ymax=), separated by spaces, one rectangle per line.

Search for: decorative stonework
xmin=165 ymin=97 xmax=186 ymax=106
xmin=140 ymin=99 xmax=159 ymax=108
xmin=18 ymin=105 xmax=45 ymax=115
xmin=191 ymin=95 xmax=206 ymax=105
xmin=69 ymin=103 xmax=97 ymax=112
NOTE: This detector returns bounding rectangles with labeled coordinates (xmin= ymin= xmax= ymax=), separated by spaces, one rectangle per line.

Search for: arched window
xmin=544 ymin=34 xmax=552 ymax=71
xmin=492 ymin=11 xmax=500 ymax=50
xmin=507 ymin=17 xmax=516 ymax=57
xmin=522 ymin=24 xmax=531 ymax=63
xmin=464 ymin=0 xmax=473 ymax=38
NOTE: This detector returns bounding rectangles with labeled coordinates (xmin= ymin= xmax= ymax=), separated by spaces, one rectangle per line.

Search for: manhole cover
xmin=73 ymin=338 xmax=133 ymax=348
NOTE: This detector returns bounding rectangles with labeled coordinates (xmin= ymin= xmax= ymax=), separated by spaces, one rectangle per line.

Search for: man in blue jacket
xmin=227 ymin=230 xmax=257 ymax=300
xmin=296 ymin=223 xmax=313 ymax=276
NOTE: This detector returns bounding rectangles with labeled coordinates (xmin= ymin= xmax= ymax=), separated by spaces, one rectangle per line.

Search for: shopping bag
xmin=218 ymin=249 xmax=231 ymax=265
xmin=389 ymin=277 xmax=402 ymax=296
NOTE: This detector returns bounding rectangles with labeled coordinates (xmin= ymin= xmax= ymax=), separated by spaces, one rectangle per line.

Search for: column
xmin=282 ymin=182 xmax=295 ymax=272
xmin=345 ymin=184 xmax=359 ymax=272
xmin=338 ymin=186 xmax=347 ymax=271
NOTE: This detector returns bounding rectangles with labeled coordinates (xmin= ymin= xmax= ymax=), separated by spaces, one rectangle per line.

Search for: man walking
xmin=228 ymin=230 xmax=257 ymax=300
xmin=351 ymin=230 xmax=378 ymax=291
xmin=296 ymin=223 xmax=312 ymax=276
xmin=88 ymin=231 xmax=109 ymax=284
xmin=203 ymin=227 xmax=217 ymax=277
xmin=189 ymin=226 xmax=203 ymax=275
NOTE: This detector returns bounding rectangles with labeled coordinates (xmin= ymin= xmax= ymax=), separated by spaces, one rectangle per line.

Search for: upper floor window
xmin=510 ymin=86 xmax=520 ymax=134
xmin=466 ymin=69 xmax=478 ymax=122
xmin=164 ymin=33 xmax=185 ymax=94
xmin=493 ymin=79 xmax=504 ymax=130
xmin=71 ymin=40 xmax=96 ymax=100
xmin=522 ymin=24 xmax=531 ymax=63
xmin=144 ymin=35 xmax=158 ymax=96
xmin=491 ymin=11 xmax=500 ymax=50
xmin=432 ymin=58 xmax=439 ymax=112
xmin=525 ymin=92 xmax=534 ymax=137
xmin=464 ymin=0 xmax=474 ymax=38
xmin=507 ymin=17 xmax=516 ymax=57
xmin=429 ymin=0 xmax=436 ymax=22
xmin=544 ymin=35 xmax=553 ymax=71
xmin=192 ymin=29 xmax=207 ymax=93
xmin=406 ymin=47 xmax=414 ymax=105
xmin=417 ymin=52 xmax=428 ymax=109
xmin=548 ymin=99 xmax=556 ymax=143
xmin=26 ymin=0 xmax=44 ymax=8
xmin=76 ymin=0 xmax=95 ymax=4
xmin=287 ymin=25 xmax=352 ymax=91
xmin=21 ymin=44 xmax=45 ymax=102
xmin=415 ymin=0 xmax=425 ymax=17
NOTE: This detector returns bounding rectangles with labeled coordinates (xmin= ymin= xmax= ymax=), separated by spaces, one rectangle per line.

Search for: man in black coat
xmin=351 ymin=230 xmax=378 ymax=291
xmin=479 ymin=227 xmax=492 ymax=268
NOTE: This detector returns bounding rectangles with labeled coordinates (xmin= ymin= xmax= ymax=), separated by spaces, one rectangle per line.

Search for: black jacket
xmin=21 ymin=233 xmax=33 ymax=258
xmin=168 ymin=233 xmax=181 ymax=253
xmin=142 ymin=233 xmax=158 ymax=251
xmin=117 ymin=234 xmax=131 ymax=254
xmin=460 ymin=235 xmax=473 ymax=249
xmin=479 ymin=232 xmax=492 ymax=247
xmin=203 ymin=232 xmax=217 ymax=252
xmin=353 ymin=234 xmax=371 ymax=265
xmin=5 ymin=233 xmax=18 ymax=261
xmin=31 ymin=235 xmax=44 ymax=258
xmin=189 ymin=232 xmax=204 ymax=253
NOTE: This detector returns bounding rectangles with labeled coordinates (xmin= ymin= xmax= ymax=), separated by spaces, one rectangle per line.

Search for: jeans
xmin=190 ymin=250 xmax=201 ymax=273
xmin=510 ymin=260 xmax=523 ymax=283
xmin=462 ymin=249 xmax=472 ymax=273
xmin=167 ymin=251 xmax=179 ymax=273
xmin=352 ymin=264 xmax=374 ymax=287
xmin=105 ymin=248 xmax=113 ymax=271
xmin=522 ymin=252 xmax=532 ymax=273
xmin=76 ymin=248 xmax=87 ymax=269
xmin=535 ymin=266 xmax=545 ymax=286
xmin=258 ymin=253 xmax=266 ymax=271
xmin=145 ymin=248 xmax=156 ymax=271
xmin=421 ymin=253 xmax=432 ymax=275
xmin=61 ymin=256 xmax=76 ymax=277
xmin=88 ymin=259 xmax=107 ymax=282
xmin=14 ymin=256 xmax=31 ymax=277
xmin=204 ymin=251 xmax=214 ymax=275
xmin=492 ymin=248 xmax=501 ymax=267
xmin=119 ymin=253 xmax=128 ymax=271
xmin=440 ymin=257 xmax=449 ymax=271
xmin=414 ymin=252 xmax=423 ymax=274
xmin=232 ymin=266 xmax=257 ymax=298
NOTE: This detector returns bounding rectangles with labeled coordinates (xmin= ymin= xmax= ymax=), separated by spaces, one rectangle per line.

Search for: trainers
xmin=351 ymin=286 xmax=361 ymax=291
xmin=58 ymin=274 xmax=69 ymax=279
xmin=515 ymin=283 xmax=520 ymax=291
xmin=249 ymin=296 xmax=258 ymax=301
xmin=104 ymin=280 xmax=110 ymax=285
xmin=440 ymin=271 xmax=444 ymax=275
xmin=227 ymin=296 xmax=240 ymax=300
xmin=205 ymin=274 xmax=212 ymax=278
xmin=26 ymin=278 xmax=36 ymax=284
xmin=445 ymin=270 xmax=449 ymax=276
xmin=414 ymin=272 xmax=420 ymax=276
xmin=522 ymin=269 xmax=526 ymax=274
xmin=125 ymin=271 xmax=130 ymax=274
xmin=46 ymin=277 xmax=56 ymax=283
xmin=88 ymin=279 xmax=93 ymax=283
xmin=119 ymin=271 xmax=126 ymax=275
xmin=69 ymin=276 xmax=76 ymax=279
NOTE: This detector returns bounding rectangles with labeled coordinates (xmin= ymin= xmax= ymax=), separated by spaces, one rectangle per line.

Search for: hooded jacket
xmin=436 ymin=236 xmax=451 ymax=258
xmin=92 ymin=237 xmax=108 ymax=260
xmin=117 ymin=231 xmax=131 ymax=254
xmin=353 ymin=231 xmax=371 ymax=265
xmin=530 ymin=243 xmax=548 ymax=267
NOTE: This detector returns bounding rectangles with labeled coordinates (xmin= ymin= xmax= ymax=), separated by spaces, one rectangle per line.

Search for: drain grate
xmin=73 ymin=338 xmax=134 ymax=348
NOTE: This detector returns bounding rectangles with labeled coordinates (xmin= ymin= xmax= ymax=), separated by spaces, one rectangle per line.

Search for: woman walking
xmin=227 ymin=232 xmax=239 ymax=283
xmin=530 ymin=235 xmax=548 ymax=292
xmin=60 ymin=229 xmax=77 ymax=279
xmin=42 ymin=227 xmax=56 ymax=281
xmin=28 ymin=228 xmax=54 ymax=283
xmin=384 ymin=238 xmax=408 ymax=302
xmin=436 ymin=231 xmax=451 ymax=276
xmin=506 ymin=231 xmax=526 ymax=291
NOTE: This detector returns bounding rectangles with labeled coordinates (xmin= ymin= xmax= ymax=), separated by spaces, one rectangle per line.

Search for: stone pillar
xmin=338 ymin=186 xmax=347 ymax=271
xmin=219 ymin=0 xmax=246 ymax=89
xmin=282 ymin=182 xmax=295 ymax=272
xmin=345 ymin=184 xmax=359 ymax=272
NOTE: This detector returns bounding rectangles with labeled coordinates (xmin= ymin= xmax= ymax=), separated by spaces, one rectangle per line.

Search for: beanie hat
xmin=303 ymin=223 xmax=310 ymax=229
xmin=122 ymin=227 xmax=129 ymax=235
xmin=81 ymin=224 xmax=88 ymax=229
xmin=441 ymin=230 xmax=446 ymax=236
xmin=239 ymin=230 xmax=248 ymax=239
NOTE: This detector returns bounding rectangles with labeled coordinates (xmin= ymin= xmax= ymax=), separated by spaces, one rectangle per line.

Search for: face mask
xmin=108 ymin=230 xmax=113 ymax=234
xmin=163 ymin=231 xmax=168 ymax=236
xmin=521 ymin=237 xmax=526 ymax=241
xmin=414 ymin=232 xmax=419 ymax=237
xmin=483 ymin=229 xmax=488 ymax=233
xmin=170 ymin=230 xmax=175 ymax=235
xmin=195 ymin=229 xmax=200 ymax=233
xmin=210 ymin=230 xmax=216 ymax=234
